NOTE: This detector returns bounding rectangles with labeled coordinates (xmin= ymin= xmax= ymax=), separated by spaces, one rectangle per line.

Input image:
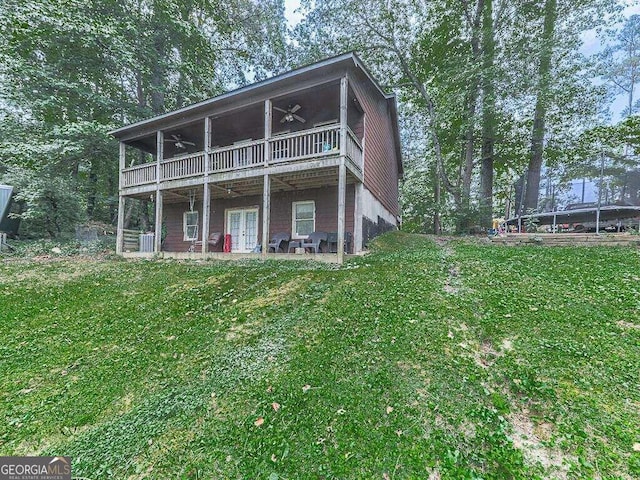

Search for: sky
xmin=282 ymin=0 xmax=639 ymax=207
xmin=284 ymin=0 xmax=303 ymax=28
xmin=284 ymin=0 xmax=639 ymax=122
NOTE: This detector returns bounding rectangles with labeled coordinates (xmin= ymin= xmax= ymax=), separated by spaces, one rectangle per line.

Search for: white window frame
xmin=183 ymin=211 xmax=199 ymax=241
xmin=292 ymin=201 xmax=315 ymax=239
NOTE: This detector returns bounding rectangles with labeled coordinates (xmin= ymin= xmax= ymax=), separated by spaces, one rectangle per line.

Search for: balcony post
xmin=337 ymin=76 xmax=349 ymax=264
xmin=354 ymin=182 xmax=363 ymax=253
xmin=261 ymin=174 xmax=270 ymax=259
xmin=264 ymin=99 xmax=272 ymax=166
xmin=154 ymin=131 xmax=163 ymax=253
xmin=116 ymin=142 xmax=126 ymax=254
xmin=262 ymin=99 xmax=272 ymax=258
xmin=202 ymin=117 xmax=212 ymax=254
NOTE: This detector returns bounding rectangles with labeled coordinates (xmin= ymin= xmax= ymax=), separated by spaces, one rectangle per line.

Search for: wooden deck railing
xmin=121 ymin=124 xmax=363 ymax=188
xmin=162 ymin=152 xmax=205 ymax=181
xmin=345 ymin=128 xmax=363 ymax=174
xmin=209 ymin=142 xmax=265 ymax=173
xmin=269 ymin=125 xmax=340 ymax=164
xmin=122 ymin=163 xmax=156 ymax=187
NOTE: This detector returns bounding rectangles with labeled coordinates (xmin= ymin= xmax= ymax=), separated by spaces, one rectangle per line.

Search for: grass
xmin=1 ymin=232 xmax=639 ymax=479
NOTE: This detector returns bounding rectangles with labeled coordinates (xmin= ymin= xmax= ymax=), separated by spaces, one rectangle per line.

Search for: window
xmin=292 ymin=201 xmax=315 ymax=239
xmin=183 ymin=211 xmax=199 ymax=241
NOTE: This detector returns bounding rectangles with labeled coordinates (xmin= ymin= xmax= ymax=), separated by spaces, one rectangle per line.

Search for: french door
xmin=225 ymin=208 xmax=259 ymax=253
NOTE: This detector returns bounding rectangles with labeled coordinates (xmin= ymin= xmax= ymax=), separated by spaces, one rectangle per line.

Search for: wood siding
xmin=350 ymin=74 xmax=400 ymax=218
xmin=162 ymin=185 xmax=355 ymax=253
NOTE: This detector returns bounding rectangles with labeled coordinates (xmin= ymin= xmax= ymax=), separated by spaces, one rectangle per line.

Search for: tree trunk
xmin=433 ymin=160 xmax=442 ymax=234
xmin=150 ymin=33 xmax=166 ymax=114
xmin=479 ymin=0 xmax=495 ymax=229
xmin=524 ymin=0 xmax=557 ymax=212
xmin=458 ymin=0 xmax=484 ymax=232
xmin=87 ymin=165 xmax=98 ymax=219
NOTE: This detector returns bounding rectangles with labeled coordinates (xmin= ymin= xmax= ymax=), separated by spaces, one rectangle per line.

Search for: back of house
xmin=110 ymin=53 xmax=402 ymax=262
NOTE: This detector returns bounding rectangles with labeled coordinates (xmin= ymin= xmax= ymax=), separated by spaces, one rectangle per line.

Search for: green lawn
xmin=1 ymin=233 xmax=639 ymax=479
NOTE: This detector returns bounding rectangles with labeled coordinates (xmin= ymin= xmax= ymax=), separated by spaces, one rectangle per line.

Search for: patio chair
xmin=194 ymin=232 xmax=222 ymax=251
xmin=268 ymin=232 xmax=290 ymax=253
xmin=303 ymin=231 xmax=328 ymax=253
xmin=326 ymin=231 xmax=352 ymax=253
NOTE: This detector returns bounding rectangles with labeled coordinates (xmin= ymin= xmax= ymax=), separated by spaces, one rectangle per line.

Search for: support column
xmin=262 ymin=99 xmax=272 ymax=259
xmin=202 ymin=117 xmax=212 ymax=254
xmin=354 ymin=182 xmax=363 ymax=253
xmin=116 ymin=195 xmax=125 ymax=255
xmin=337 ymin=163 xmax=346 ymax=264
xmin=264 ymin=99 xmax=272 ymax=167
xmin=202 ymin=185 xmax=210 ymax=254
xmin=116 ymin=142 xmax=126 ymax=255
xmin=337 ymin=76 xmax=349 ymax=264
xmin=261 ymin=174 xmax=270 ymax=259
xmin=154 ymin=131 xmax=163 ymax=253
xmin=154 ymin=190 xmax=163 ymax=253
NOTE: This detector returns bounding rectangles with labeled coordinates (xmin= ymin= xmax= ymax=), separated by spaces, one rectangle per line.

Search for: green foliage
xmin=294 ymin=0 xmax=619 ymax=229
xmin=1 ymin=232 xmax=638 ymax=478
xmin=0 ymin=0 xmax=289 ymax=236
xmin=597 ymin=14 xmax=640 ymax=117
xmin=3 ymin=166 xmax=85 ymax=237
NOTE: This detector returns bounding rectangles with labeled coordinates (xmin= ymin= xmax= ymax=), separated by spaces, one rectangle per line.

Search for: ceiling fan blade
xmin=280 ymin=116 xmax=287 ymax=123
xmin=290 ymin=104 xmax=301 ymax=113
xmin=293 ymin=114 xmax=306 ymax=123
xmin=273 ymin=106 xmax=287 ymax=113
xmin=183 ymin=141 xmax=196 ymax=146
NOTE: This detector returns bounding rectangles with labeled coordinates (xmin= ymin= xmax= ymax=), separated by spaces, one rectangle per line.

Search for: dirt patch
xmin=617 ymin=320 xmax=640 ymax=330
xmin=473 ymin=340 xmax=502 ymax=369
xmin=443 ymin=261 xmax=462 ymax=295
xmin=242 ymin=277 xmax=308 ymax=313
xmin=452 ymin=330 xmax=514 ymax=370
xmin=5 ymin=261 xmax=104 ymax=286
xmin=443 ymin=283 xmax=459 ymax=295
xmin=501 ymin=338 xmax=514 ymax=351
xmin=226 ymin=319 xmax=263 ymax=341
xmin=508 ymin=410 xmax=572 ymax=478
xmin=437 ymin=241 xmax=464 ymax=295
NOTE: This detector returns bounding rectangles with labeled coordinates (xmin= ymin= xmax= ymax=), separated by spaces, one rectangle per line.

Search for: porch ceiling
xmin=127 ymin=167 xmax=358 ymax=203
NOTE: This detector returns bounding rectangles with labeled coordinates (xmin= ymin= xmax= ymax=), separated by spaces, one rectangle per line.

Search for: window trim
xmin=183 ymin=210 xmax=199 ymax=241
xmin=291 ymin=201 xmax=315 ymax=240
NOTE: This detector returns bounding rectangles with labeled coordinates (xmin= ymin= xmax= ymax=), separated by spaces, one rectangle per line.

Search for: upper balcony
xmin=118 ymin=80 xmax=365 ymax=194
xmin=121 ymin=124 xmax=363 ymax=191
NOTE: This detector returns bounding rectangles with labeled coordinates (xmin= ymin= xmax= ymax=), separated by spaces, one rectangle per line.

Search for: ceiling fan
xmin=274 ymin=104 xmax=306 ymax=124
xmin=164 ymin=134 xmax=195 ymax=150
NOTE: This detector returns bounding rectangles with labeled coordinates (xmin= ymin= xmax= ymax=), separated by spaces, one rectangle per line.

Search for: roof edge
xmin=109 ymin=52 xmax=364 ymax=138
xmin=387 ymin=94 xmax=403 ymax=176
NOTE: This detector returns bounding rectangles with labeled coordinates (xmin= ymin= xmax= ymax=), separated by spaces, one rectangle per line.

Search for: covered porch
xmin=119 ymin=162 xmax=363 ymax=263
xmin=115 ymin=77 xmax=364 ymax=263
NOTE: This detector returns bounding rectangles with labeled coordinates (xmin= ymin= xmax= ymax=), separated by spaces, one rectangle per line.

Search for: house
xmin=110 ymin=52 xmax=402 ymax=263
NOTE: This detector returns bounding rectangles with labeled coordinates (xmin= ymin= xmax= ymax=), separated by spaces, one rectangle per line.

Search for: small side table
xmin=288 ymin=241 xmax=302 ymax=253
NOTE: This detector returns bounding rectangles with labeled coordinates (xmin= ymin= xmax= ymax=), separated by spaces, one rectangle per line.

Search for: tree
xmin=599 ymin=15 xmax=640 ymax=118
xmin=479 ymin=0 xmax=496 ymax=228
xmin=294 ymin=0 xmax=496 ymax=232
xmin=523 ymin=0 xmax=558 ymax=213
xmin=0 ymin=0 xmax=288 ymax=237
